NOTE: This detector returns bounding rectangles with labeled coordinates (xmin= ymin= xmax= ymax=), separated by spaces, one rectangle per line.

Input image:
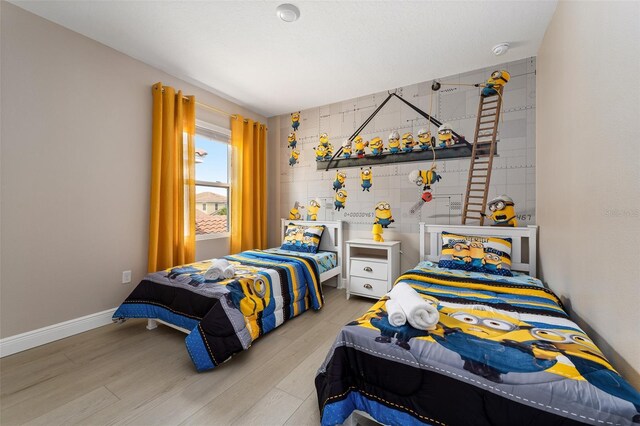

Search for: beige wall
xmin=537 ymin=1 xmax=640 ymax=388
xmin=0 ymin=2 xmax=266 ymax=338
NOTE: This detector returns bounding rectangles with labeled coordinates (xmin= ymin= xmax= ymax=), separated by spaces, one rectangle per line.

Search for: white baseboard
xmin=0 ymin=308 xmax=117 ymax=357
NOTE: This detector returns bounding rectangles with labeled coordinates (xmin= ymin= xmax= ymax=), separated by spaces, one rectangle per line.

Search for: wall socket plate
xmin=122 ymin=270 xmax=132 ymax=284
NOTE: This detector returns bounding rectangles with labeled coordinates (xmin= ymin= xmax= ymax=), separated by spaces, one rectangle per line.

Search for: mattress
xmin=316 ymin=262 xmax=640 ymax=425
xmin=265 ymin=248 xmax=338 ymax=274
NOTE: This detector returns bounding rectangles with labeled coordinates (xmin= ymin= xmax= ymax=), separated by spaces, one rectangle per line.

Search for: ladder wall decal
xmin=461 ymin=87 xmax=503 ymax=225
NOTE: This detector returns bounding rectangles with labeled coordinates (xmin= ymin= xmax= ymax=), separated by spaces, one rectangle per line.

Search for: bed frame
xmin=419 ymin=223 xmax=538 ymax=277
xmin=147 ymin=220 xmax=344 ymax=333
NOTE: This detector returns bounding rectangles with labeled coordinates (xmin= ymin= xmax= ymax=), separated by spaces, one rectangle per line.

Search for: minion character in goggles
xmin=289 ymin=149 xmax=300 ymax=167
xmin=374 ymin=202 xmax=394 ymax=228
xmin=354 ymin=135 xmax=367 ymax=158
xmin=401 ymin=132 xmax=417 ymax=153
xmin=334 ymin=189 xmax=348 ymax=211
xmin=481 ymin=70 xmax=510 ymax=97
xmin=438 ymin=123 xmax=455 ymax=148
xmin=291 ymin=111 xmax=300 ymax=131
xmin=483 ymin=195 xmax=517 ymax=227
xmin=388 ymin=131 xmax=401 ymax=154
xmin=333 ymin=170 xmax=347 ymax=192
xmin=342 ymin=140 xmax=352 ymax=159
xmin=369 ymin=137 xmax=384 ymax=156
xmin=288 ymin=201 xmax=304 ymax=220
xmin=417 ymin=128 xmax=435 ymax=150
xmin=360 ymin=167 xmax=372 ymax=192
xmin=306 ymin=198 xmax=321 ymax=221
xmin=287 ymin=132 xmax=297 ymax=149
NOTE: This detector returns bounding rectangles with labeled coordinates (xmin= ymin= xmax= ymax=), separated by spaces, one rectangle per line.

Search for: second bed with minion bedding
xmin=316 ymin=224 xmax=640 ymax=426
xmin=113 ymin=220 xmax=343 ymax=372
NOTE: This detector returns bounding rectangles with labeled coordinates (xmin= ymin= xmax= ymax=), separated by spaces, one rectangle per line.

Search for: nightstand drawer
xmin=349 ymin=276 xmax=388 ymax=298
xmin=350 ymin=259 xmax=388 ymax=280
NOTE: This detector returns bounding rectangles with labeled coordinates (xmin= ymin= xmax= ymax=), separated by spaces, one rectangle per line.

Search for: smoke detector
xmin=276 ymin=4 xmax=300 ymax=22
xmin=492 ymin=43 xmax=510 ymax=56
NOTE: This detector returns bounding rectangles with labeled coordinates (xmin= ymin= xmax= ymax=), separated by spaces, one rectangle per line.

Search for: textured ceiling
xmin=11 ymin=1 xmax=557 ymax=117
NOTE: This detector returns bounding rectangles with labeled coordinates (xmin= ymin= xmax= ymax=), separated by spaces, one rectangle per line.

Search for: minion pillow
xmin=438 ymin=232 xmax=513 ymax=276
xmin=280 ymin=223 xmax=325 ymax=254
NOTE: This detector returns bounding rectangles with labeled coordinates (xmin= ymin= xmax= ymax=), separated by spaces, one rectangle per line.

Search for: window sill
xmin=196 ymin=232 xmax=230 ymax=241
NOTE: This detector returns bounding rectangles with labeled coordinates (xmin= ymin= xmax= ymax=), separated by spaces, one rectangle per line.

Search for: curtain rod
xmin=160 ymin=87 xmax=265 ymax=126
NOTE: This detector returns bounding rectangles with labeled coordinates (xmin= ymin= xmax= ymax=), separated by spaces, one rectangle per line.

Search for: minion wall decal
xmin=483 ymin=195 xmax=518 ymax=227
xmin=408 ymin=167 xmax=442 ymax=202
xmin=288 ymin=201 xmax=304 ymax=220
xmin=333 ymin=170 xmax=347 ymax=192
xmin=438 ymin=123 xmax=455 ymax=148
xmin=374 ymin=201 xmax=394 ymax=228
xmin=354 ymin=135 xmax=367 ymax=158
xmin=289 ymin=149 xmax=300 ymax=167
xmin=417 ymin=128 xmax=435 ymax=151
xmin=314 ymin=145 xmax=327 ymax=161
xmin=306 ymin=198 xmax=321 ymax=221
xmin=334 ymin=189 xmax=348 ymax=211
xmin=388 ymin=131 xmax=401 ymax=154
xmin=318 ymin=132 xmax=333 ymax=160
xmin=342 ymin=140 xmax=352 ymax=159
xmin=401 ymin=132 xmax=417 ymax=153
xmin=287 ymin=132 xmax=297 ymax=149
xmin=372 ymin=223 xmax=384 ymax=242
xmin=360 ymin=167 xmax=372 ymax=192
xmin=481 ymin=70 xmax=511 ymax=97
xmin=291 ymin=111 xmax=301 ymax=131
xmin=369 ymin=137 xmax=384 ymax=156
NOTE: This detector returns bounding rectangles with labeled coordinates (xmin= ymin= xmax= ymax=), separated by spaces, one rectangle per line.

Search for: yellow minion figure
xmin=307 ymin=198 xmax=321 ymax=221
xmin=354 ymin=135 xmax=367 ymax=158
xmin=289 ymin=149 xmax=300 ymax=167
xmin=469 ymin=241 xmax=485 ymax=268
xmin=342 ymin=140 xmax=352 ymax=159
xmin=438 ymin=123 xmax=455 ymax=148
xmin=417 ymin=128 xmax=434 ymax=151
xmin=408 ymin=168 xmax=442 ymax=191
xmin=333 ymin=170 xmax=347 ymax=192
xmin=369 ymin=137 xmax=384 ymax=156
xmin=288 ymin=201 xmax=304 ymax=220
xmin=287 ymin=132 xmax=297 ymax=149
xmin=481 ymin=70 xmax=510 ymax=97
xmin=319 ymin=133 xmax=333 ymax=160
xmin=314 ymin=145 xmax=327 ymax=161
xmin=484 ymin=195 xmax=518 ymax=227
xmin=483 ymin=251 xmax=505 ymax=272
xmin=360 ymin=167 xmax=372 ymax=192
xmin=447 ymin=241 xmax=471 ymax=264
xmin=401 ymin=132 xmax=416 ymax=153
xmin=388 ymin=131 xmax=401 ymax=154
xmin=372 ymin=223 xmax=384 ymax=242
xmin=334 ymin=189 xmax=348 ymax=211
xmin=291 ymin=111 xmax=301 ymax=131
xmin=374 ymin=201 xmax=394 ymax=228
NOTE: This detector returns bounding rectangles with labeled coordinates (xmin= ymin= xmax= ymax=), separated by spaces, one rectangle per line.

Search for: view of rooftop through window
xmin=195 ymin=131 xmax=229 ymax=236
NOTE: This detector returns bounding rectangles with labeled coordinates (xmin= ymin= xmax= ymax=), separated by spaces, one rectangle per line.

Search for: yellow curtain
xmin=148 ymin=82 xmax=196 ymax=272
xmin=230 ymin=115 xmax=267 ymax=253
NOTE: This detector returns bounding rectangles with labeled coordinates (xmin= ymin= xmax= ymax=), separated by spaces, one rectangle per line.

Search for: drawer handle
xmin=363 ymin=283 xmax=373 ymax=289
xmin=363 ymin=266 xmax=373 ymax=272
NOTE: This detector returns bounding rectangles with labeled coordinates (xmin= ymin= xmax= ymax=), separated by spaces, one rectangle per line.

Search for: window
xmin=194 ymin=120 xmax=231 ymax=240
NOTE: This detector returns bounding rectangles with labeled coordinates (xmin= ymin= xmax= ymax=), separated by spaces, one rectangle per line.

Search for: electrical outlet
xmin=122 ymin=270 xmax=132 ymax=284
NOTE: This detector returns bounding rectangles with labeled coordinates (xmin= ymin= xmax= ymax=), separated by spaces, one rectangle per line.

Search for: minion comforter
xmin=316 ymin=262 xmax=640 ymax=426
xmin=113 ymin=250 xmax=322 ymax=372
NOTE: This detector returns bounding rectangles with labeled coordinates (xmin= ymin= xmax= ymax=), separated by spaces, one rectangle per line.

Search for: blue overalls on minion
xmin=334 ymin=200 xmax=345 ymax=211
xmin=389 ymin=147 xmax=399 ymax=154
xmin=377 ymin=218 xmax=392 ymax=228
xmin=333 ymin=180 xmax=343 ymax=192
xmin=292 ymin=121 xmax=299 ymax=131
xmin=431 ymin=330 xmax=557 ymax=382
xmin=361 ymin=180 xmax=372 ymax=192
xmin=482 ymin=83 xmax=498 ymax=97
xmin=370 ymin=313 xmax=430 ymax=350
xmin=402 ymin=146 xmax=413 ymax=153
xmin=288 ymin=140 xmax=297 ymax=149
xmin=371 ymin=148 xmax=382 ymax=156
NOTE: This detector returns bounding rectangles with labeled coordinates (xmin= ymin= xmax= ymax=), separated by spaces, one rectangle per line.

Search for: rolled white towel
xmin=385 ymin=297 xmax=406 ymax=327
xmin=204 ymin=259 xmax=230 ymax=281
xmin=388 ymin=282 xmax=439 ymax=330
xmin=222 ymin=264 xmax=235 ymax=279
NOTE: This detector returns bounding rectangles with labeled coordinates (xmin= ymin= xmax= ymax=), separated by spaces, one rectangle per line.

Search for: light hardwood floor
xmin=0 ymin=287 xmax=372 ymax=426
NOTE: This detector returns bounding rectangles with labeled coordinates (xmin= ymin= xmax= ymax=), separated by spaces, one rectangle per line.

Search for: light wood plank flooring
xmin=0 ymin=287 xmax=372 ymax=426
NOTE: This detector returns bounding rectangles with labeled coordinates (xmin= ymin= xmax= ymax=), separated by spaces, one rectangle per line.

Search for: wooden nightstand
xmin=346 ymin=239 xmax=401 ymax=300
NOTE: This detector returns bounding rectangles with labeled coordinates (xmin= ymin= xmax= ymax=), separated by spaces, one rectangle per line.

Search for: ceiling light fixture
xmin=276 ymin=4 xmax=300 ymax=22
xmin=492 ymin=43 xmax=510 ymax=56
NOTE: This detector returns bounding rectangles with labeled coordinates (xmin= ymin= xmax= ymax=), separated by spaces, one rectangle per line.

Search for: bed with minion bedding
xmin=113 ymin=220 xmax=342 ymax=372
xmin=315 ymin=223 xmax=640 ymax=426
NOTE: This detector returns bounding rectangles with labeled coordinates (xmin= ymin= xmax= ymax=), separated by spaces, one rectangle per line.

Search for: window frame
xmin=194 ymin=120 xmax=232 ymax=241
